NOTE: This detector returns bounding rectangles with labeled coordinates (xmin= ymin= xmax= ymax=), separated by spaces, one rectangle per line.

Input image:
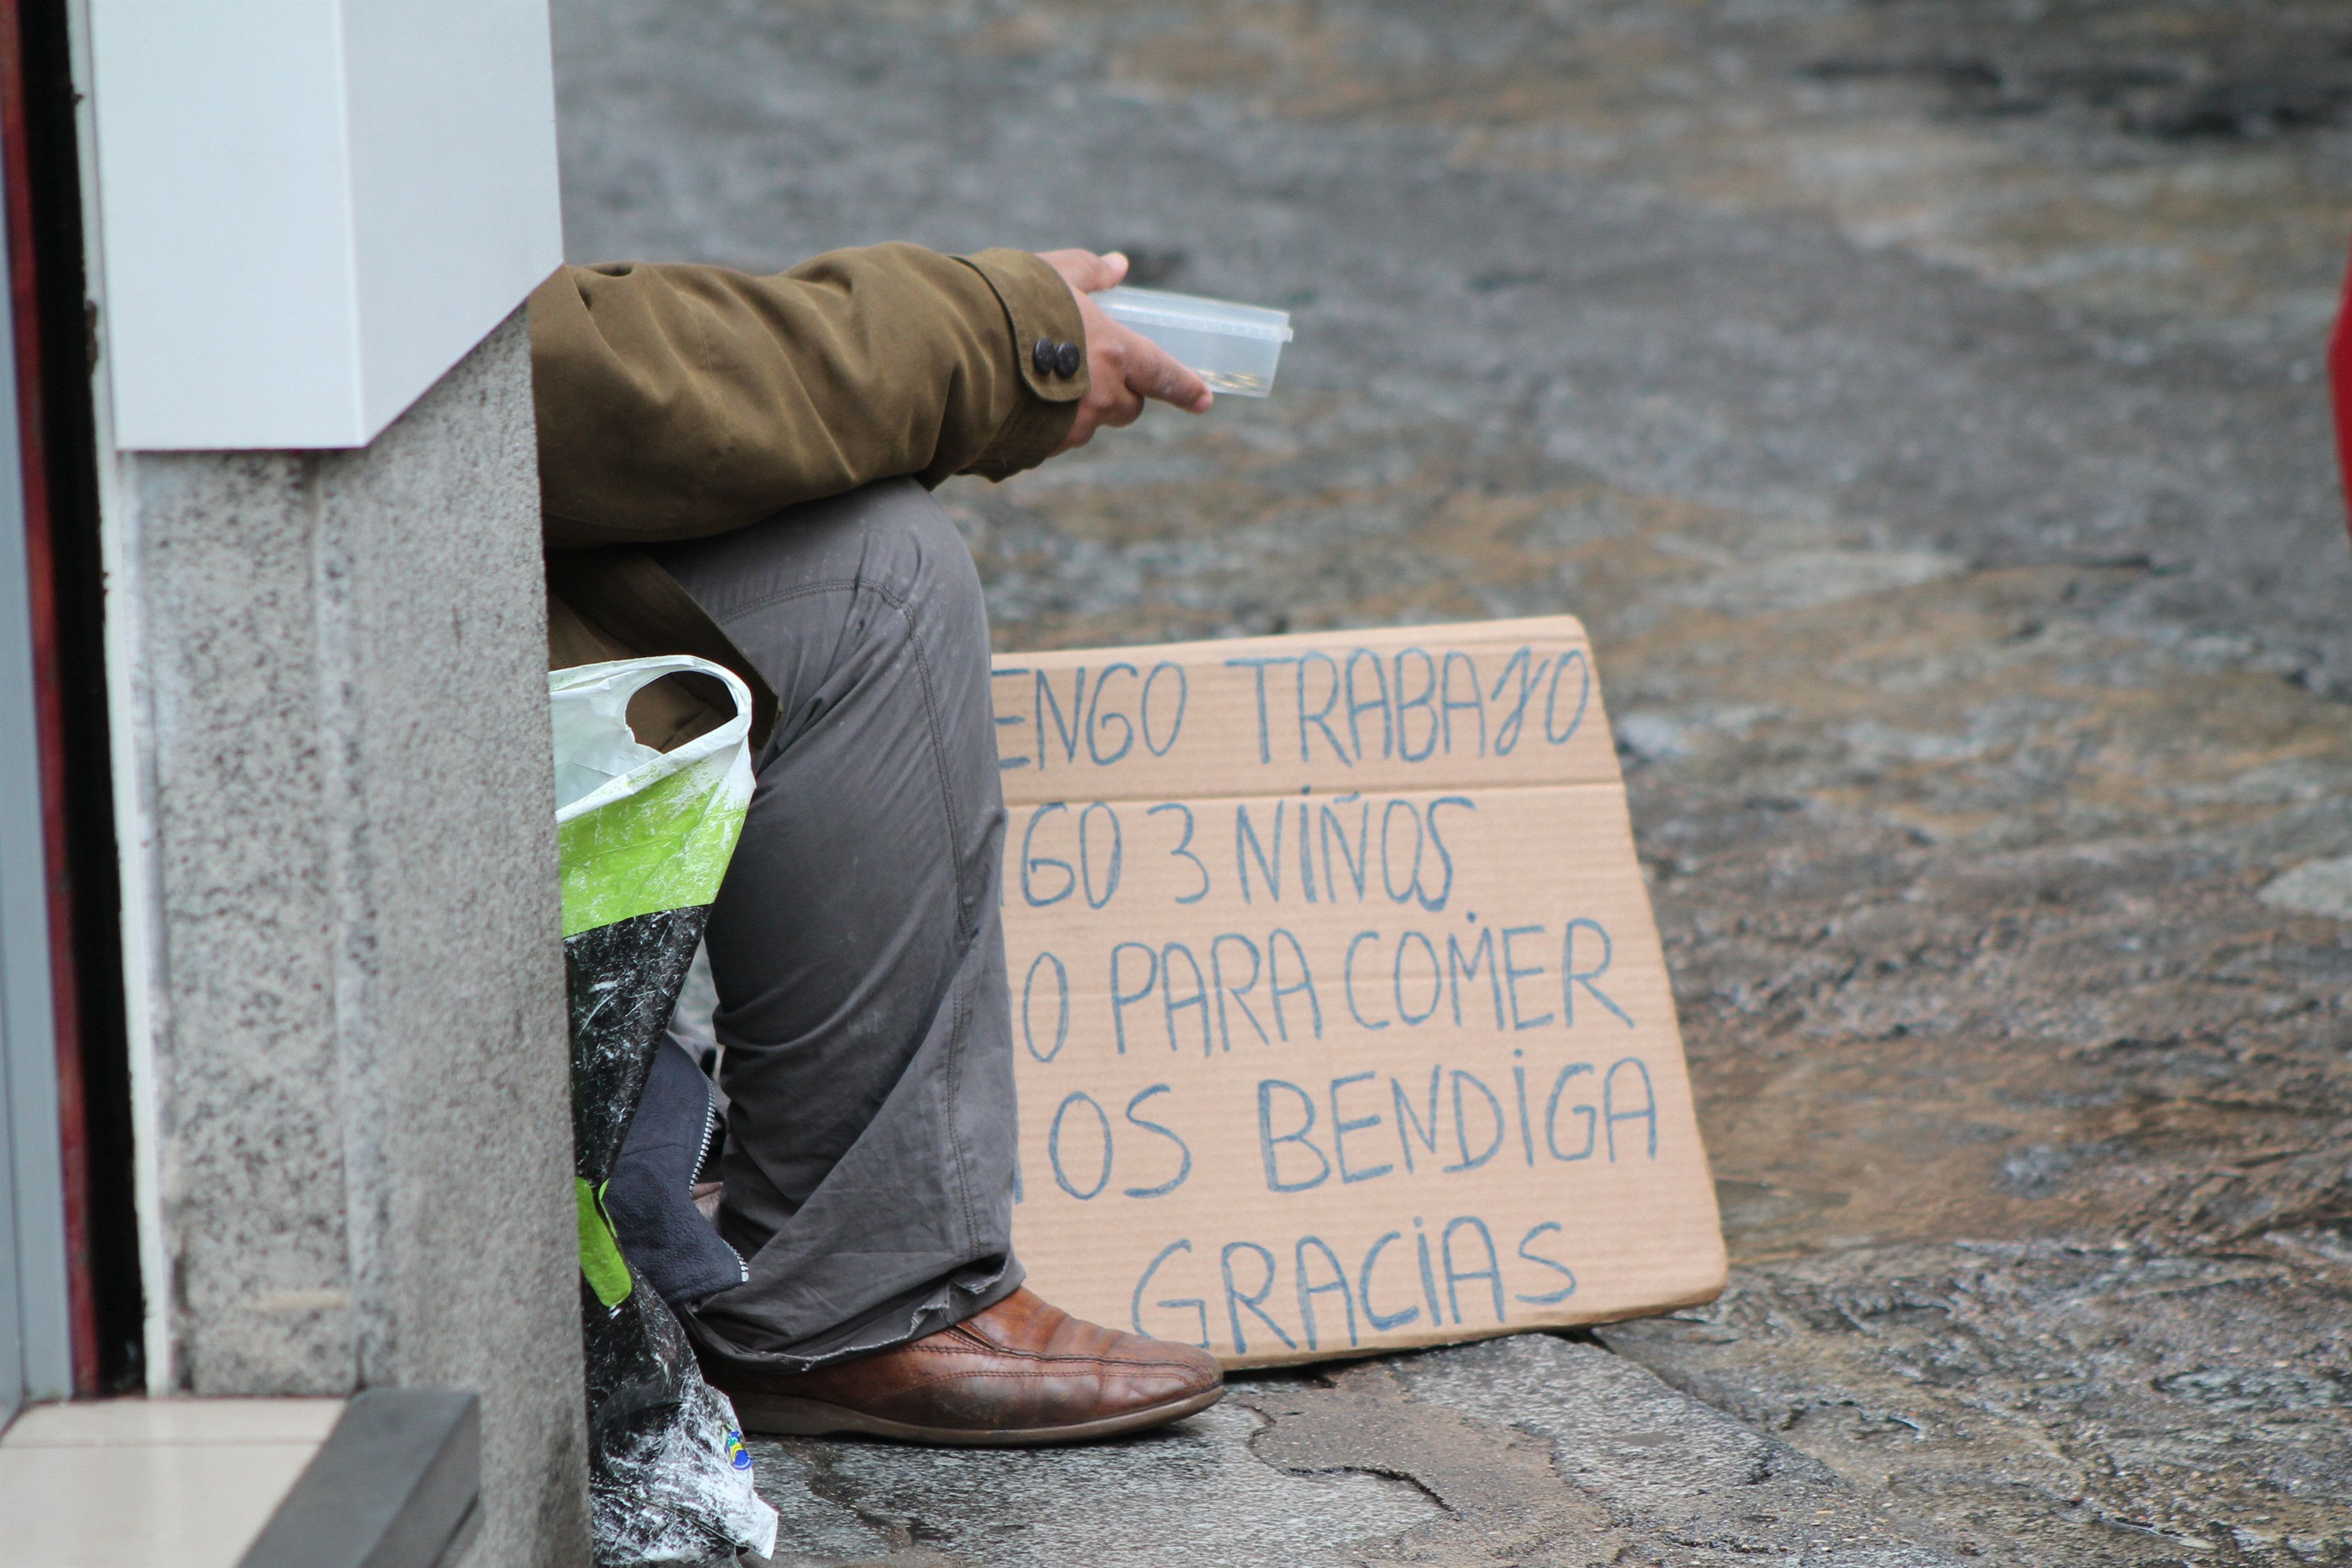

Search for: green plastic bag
xmin=550 ymin=656 xmax=774 ymax=1566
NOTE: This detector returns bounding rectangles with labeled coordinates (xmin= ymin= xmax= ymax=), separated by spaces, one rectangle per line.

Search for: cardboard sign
xmin=993 ymin=617 xmax=1724 ymax=1368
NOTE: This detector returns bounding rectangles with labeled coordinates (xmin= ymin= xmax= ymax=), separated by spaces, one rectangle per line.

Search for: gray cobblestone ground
xmin=554 ymin=3 xmax=2352 ymax=1561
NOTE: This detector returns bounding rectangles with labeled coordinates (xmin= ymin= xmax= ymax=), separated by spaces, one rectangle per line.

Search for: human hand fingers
xmin=1053 ymin=362 xmax=1143 ymax=453
xmin=1097 ymin=346 xmax=1148 ymax=429
xmin=1037 ymin=247 xmax=1129 ymax=295
xmin=1049 ymin=257 xmax=1210 ymax=411
xmin=1041 ymin=250 xmax=1214 ymax=454
xmin=1111 ymin=322 xmax=1212 ymax=414
xmin=1053 ymin=290 xmax=1132 ymax=453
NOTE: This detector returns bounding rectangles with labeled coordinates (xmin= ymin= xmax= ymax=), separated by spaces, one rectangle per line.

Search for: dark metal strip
xmin=239 ymin=1389 xmax=482 ymax=1568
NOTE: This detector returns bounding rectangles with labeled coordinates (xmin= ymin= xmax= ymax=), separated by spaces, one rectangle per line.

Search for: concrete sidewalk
xmin=554 ymin=1 xmax=2352 ymax=1561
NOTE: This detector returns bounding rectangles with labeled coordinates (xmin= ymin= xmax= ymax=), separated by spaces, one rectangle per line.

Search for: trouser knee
xmin=852 ymin=479 xmax=989 ymax=649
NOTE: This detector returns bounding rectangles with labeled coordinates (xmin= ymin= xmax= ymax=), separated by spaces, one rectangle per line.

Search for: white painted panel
xmin=90 ymin=0 xmax=560 ymax=451
xmin=341 ymin=1 xmax=561 ymax=437
xmin=91 ymin=2 xmax=362 ymax=448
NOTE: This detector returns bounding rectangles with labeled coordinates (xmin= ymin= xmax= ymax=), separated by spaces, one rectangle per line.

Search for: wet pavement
xmin=553 ymin=2 xmax=2352 ymax=1562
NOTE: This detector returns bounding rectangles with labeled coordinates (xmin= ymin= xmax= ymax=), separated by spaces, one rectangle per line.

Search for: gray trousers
xmin=652 ymin=480 xmax=1021 ymax=1368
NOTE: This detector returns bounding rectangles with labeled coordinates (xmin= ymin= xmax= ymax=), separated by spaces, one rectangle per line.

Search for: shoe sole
xmin=726 ymin=1382 xmax=1226 ymax=1447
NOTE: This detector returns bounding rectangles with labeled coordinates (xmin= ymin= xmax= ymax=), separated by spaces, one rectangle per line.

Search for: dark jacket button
xmin=1055 ymin=339 xmax=1084 ymax=379
xmin=1034 ymin=337 xmax=1059 ymax=376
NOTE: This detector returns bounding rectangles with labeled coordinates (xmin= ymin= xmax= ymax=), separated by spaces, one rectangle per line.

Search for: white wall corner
xmin=89 ymin=0 xmax=561 ymax=452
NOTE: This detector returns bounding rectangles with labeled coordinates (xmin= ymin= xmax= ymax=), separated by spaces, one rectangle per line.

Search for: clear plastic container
xmin=1093 ymin=286 xmax=1294 ymax=397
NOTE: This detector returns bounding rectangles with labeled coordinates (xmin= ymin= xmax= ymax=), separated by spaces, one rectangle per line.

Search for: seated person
xmin=532 ymin=243 xmax=1219 ymax=1445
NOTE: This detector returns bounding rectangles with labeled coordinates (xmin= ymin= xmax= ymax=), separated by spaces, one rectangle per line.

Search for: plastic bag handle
xmin=589 ymin=654 xmax=753 ymax=732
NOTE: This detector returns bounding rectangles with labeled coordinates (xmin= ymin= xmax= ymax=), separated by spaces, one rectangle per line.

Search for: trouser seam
xmin=940 ymin=952 xmax=980 ymax=1254
xmin=857 ymin=578 xmax=977 ymax=948
xmin=721 ymin=577 xmax=862 ymax=620
xmin=711 ymin=578 xmax=858 ymax=762
xmin=859 ymin=575 xmax=987 ymax=1251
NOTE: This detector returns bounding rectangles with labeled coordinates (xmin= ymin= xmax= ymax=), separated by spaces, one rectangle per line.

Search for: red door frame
xmin=1 ymin=0 xmax=103 ymax=1393
xmin=2332 ymin=243 xmax=2352 ymax=547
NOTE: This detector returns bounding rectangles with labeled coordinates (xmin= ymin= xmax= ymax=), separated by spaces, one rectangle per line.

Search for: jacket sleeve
xmin=530 ymin=243 xmax=1087 ymax=547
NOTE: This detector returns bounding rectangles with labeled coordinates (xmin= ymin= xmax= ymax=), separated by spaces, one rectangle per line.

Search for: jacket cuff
xmin=957 ymin=249 xmax=1086 ymax=478
xmin=959 ymin=248 xmax=1089 ymax=407
xmin=964 ymin=392 xmax=1077 ymax=482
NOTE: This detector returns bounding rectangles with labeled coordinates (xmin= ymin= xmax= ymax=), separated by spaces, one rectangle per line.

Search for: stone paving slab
xmin=749 ymin=1332 xmax=1972 ymax=1567
xmin=748 ymin=1401 xmax=1440 ymax=1567
xmin=1603 ymin=1243 xmax=2352 ymax=1564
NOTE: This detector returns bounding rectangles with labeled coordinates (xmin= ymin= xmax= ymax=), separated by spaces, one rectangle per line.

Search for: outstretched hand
xmin=1036 ymin=249 xmax=1214 ymax=454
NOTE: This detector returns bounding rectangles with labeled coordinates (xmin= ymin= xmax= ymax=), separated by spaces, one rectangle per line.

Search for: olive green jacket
xmin=531 ymin=243 xmax=1088 ymax=748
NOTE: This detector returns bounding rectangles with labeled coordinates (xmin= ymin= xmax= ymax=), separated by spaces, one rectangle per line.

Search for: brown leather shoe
xmin=689 ymin=1287 xmax=1223 ymax=1446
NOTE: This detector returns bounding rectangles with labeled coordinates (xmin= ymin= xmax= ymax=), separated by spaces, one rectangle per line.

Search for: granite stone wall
xmin=119 ymin=311 xmax=588 ymax=1567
